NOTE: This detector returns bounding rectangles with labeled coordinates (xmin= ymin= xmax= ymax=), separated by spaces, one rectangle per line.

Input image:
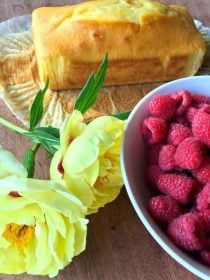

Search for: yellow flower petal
xmin=72 ymin=220 xmax=88 ymax=256
xmin=0 ymin=196 xmax=32 ymax=211
xmin=51 ymin=142 xmax=99 ymax=207
xmin=0 ymin=145 xmax=27 ymax=179
xmin=0 ymin=236 xmax=9 ymax=249
xmin=63 ymin=132 xmax=99 ymax=174
xmin=34 ymin=223 xmax=52 ymax=273
xmin=86 ymin=115 xmax=123 ymax=133
xmin=0 ymin=245 xmax=25 ymax=274
xmin=0 ymin=204 xmax=42 ymax=226
xmin=49 ymin=149 xmax=64 ymax=184
xmin=60 ymin=110 xmax=86 ymax=156
xmin=0 ymin=176 xmax=87 ymax=220
xmin=64 ymin=173 xmax=95 ymax=208
xmin=45 ymin=215 xmax=65 ymax=268
xmin=64 ymin=221 xmax=75 ymax=261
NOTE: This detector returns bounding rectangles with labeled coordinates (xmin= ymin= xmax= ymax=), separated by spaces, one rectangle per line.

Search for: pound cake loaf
xmin=32 ymin=0 xmax=206 ymax=90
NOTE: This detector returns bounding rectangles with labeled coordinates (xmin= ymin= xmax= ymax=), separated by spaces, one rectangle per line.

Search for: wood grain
xmin=0 ymin=1 xmax=209 ymax=280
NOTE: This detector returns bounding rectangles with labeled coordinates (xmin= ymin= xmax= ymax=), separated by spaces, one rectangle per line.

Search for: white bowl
xmin=121 ymin=75 xmax=210 ymax=280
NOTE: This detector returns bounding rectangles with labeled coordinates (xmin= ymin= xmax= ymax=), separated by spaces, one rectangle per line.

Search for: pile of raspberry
xmin=141 ymin=90 xmax=210 ymax=265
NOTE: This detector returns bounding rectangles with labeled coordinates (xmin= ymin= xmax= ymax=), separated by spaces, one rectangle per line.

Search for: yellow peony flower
xmin=0 ymin=146 xmax=88 ymax=277
xmin=50 ymin=110 xmax=125 ymax=214
xmin=0 ymin=176 xmax=87 ymax=277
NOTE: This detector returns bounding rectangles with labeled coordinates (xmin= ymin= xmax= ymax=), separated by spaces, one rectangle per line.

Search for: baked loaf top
xmin=32 ymin=0 xmax=206 ymax=89
xmin=33 ymin=0 xmax=177 ymax=27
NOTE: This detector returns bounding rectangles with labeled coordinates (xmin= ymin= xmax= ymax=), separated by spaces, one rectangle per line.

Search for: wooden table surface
xmin=0 ymin=1 xmax=209 ymax=280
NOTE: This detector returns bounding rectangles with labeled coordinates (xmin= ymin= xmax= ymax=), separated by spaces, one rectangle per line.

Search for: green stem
xmin=23 ymin=143 xmax=41 ymax=178
xmin=32 ymin=143 xmax=40 ymax=154
xmin=0 ymin=117 xmax=28 ymax=134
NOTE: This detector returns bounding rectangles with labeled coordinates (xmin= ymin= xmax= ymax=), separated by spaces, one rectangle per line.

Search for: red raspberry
xmin=149 ymin=195 xmax=182 ymax=223
xmin=192 ymin=158 xmax=210 ymax=184
xmin=199 ymin=209 xmax=210 ymax=233
xmin=146 ymin=143 xmax=163 ymax=165
xmin=191 ymin=93 xmax=210 ymax=105
xmin=146 ymin=165 xmax=164 ymax=187
xmin=200 ymin=250 xmax=210 ymax=265
xmin=186 ymin=107 xmax=198 ymax=123
xmin=192 ymin=111 xmax=210 ymax=147
xmin=197 ymin=103 xmax=210 ymax=114
xmin=172 ymin=90 xmax=192 ymax=116
xmin=186 ymin=104 xmax=210 ymax=124
xmin=190 ymin=207 xmax=198 ymax=214
xmin=167 ymin=213 xmax=206 ymax=251
xmin=174 ymin=137 xmax=205 ymax=170
xmin=174 ymin=116 xmax=189 ymax=126
xmin=167 ymin=123 xmax=192 ymax=146
xmin=200 ymin=238 xmax=210 ymax=265
xmin=196 ymin=182 xmax=210 ymax=211
xmin=158 ymin=144 xmax=176 ymax=171
xmin=148 ymin=95 xmax=177 ymax=120
xmin=142 ymin=117 xmax=167 ymax=144
xmin=157 ymin=173 xmax=198 ymax=204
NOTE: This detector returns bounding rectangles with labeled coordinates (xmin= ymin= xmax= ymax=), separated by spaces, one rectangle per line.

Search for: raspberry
xmin=186 ymin=107 xmax=198 ymax=123
xmin=167 ymin=123 xmax=192 ymax=146
xmin=192 ymin=158 xmax=210 ymax=184
xmin=142 ymin=117 xmax=167 ymax=144
xmin=146 ymin=143 xmax=163 ymax=165
xmin=197 ymin=103 xmax=210 ymax=114
xmin=191 ymin=93 xmax=210 ymax=105
xmin=200 ymin=250 xmax=210 ymax=265
xmin=199 ymin=209 xmax=210 ymax=233
xmin=142 ymin=91 xmax=210 ymax=267
xmin=146 ymin=165 xmax=164 ymax=187
xmin=172 ymin=90 xmax=192 ymax=116
xmin=148 ymin=95 xmax=177 ymax=120
xmin=192 ymin=111 xmax=210 ymax=147
xmin=200 ymin=238 xmax=210 ymax=265
xmin=157 ymin=173 xmax=197 ymax=204
xmin=196 ymin=182 xmax=210 ymax=211
xmin=190 ymin=207 xmax=198 ymax=214
xmin=167 ymin=213 xmax=206 ymax=251
xmin=174 ymin=137 xmax=205 ymax=170
xmin=187 ymin=104 xmax=210 ymax=124
xmin=158 ymin=144 xmax=176 ymax=171
xmin=149 ymin=195 xmax=182 ymax=223
xmin=174 ymin=116 xmax=189 ymax=126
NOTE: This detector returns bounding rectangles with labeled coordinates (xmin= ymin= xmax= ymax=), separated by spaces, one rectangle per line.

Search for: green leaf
xmin=23 ymin=128 xmax=59 ymax=157
xmin=29 ymin=78 xmax=49 ymax=130
xmin=23 ymin=149 xmax=35 ymax=178
xmin=31 ymin=128 xmax=60 ymax=147
xmin=74 ymin=53 xmax=108 ymax=114
xmin=112 ymin=111 xmax=131 ymax=120
xmin=35 ymin=126 xmax=60 ymax=139
xmin=37 ymin=137 xmax=57 ymax=157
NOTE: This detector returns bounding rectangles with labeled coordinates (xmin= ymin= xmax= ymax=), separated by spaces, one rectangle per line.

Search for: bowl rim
xmin=121 ymin=75 xmax=210 ymax=280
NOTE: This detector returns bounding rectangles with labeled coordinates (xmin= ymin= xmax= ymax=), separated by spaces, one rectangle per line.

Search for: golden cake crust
xmin=32 ymin=0 xmax=206 ymax=90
